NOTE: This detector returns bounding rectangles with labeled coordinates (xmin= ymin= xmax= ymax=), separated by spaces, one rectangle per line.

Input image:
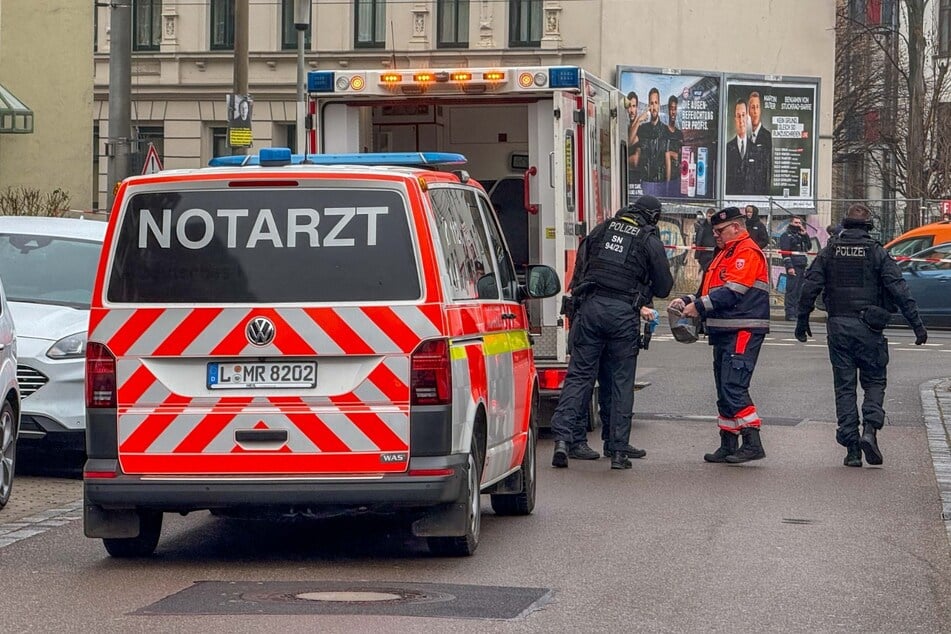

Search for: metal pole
xmin=234 ymin=0 xmax=250 ymax=155
xmin=106 ymin=0 xmax=132 ymax=211
xmin=296 ymin=31 xmax=306 ymax=154
xmin=294 ymin=0 xmax=312 ymax=155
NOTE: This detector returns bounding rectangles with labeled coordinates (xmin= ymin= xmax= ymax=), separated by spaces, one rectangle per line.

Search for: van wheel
xmin=428 ymin=445 xmax=482 ymax=557
xmin=491 ymin=392 xmax=538 ymax=516
xmin=0 ymin=401 xmax=16 ymax=509
xmin=102 ymin=511 xmax=162 ymax=557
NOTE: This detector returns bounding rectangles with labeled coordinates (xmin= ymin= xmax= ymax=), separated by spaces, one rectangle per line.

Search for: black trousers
xmin=784 ymin=265 xmax=806 ymax=318
xmin=710 ymin=330 xmax=765 ymax=430
xmin=826 ymin=316 xmax=888 ymax=447
xmin=551 ymin=295 xmax=639 ymax=451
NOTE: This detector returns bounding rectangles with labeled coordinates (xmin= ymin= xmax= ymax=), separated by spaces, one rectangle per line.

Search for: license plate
xmin=207 ymin=361 xmax=317 ymax=389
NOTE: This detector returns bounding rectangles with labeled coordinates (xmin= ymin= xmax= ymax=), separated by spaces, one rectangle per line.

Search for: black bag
xmin=860 ymin=305 xmax=891 ymax=332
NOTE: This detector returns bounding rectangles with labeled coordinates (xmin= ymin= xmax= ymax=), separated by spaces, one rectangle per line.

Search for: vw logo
xmin=246 ymin=317 xmax=275 ymax=346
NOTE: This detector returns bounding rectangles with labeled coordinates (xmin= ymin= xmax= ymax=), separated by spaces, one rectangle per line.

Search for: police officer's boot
xmin=860 ymin=426 xmax=883 ymax=466
xmin=610 ymin=451 xmax=633 ymax=470
xmin=703 ymin=430 xmax=739 ymax=463
xmin=567 ymin=442 xmax=600 ymax=460
xmin=552 ymin=441 xmax=569 ymax=468
xmin=605 ymin=441 xmax=647 ymax=459
xmin=844 ymin=443 xmax=862 ymax=467
xmin=725 ymin=427 xmax=766 ymax=463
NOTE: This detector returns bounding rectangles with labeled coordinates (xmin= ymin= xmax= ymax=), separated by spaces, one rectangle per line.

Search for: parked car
xmin=890 ymin=242 xmax=951 ymax=329
xmin=885 ymin=219 xmax=951 ymax=258
xmin=0 ymin=217 xmax=106 ymax=463
xmin=0 ymin=276 xmax=21 ymax=509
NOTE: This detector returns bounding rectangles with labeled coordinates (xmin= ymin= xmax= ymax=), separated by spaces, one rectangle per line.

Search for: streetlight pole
xmin=294 ymin=0 xmax=312 ymax=155
xmin=106 ymin=0 xmax=132 ymax=211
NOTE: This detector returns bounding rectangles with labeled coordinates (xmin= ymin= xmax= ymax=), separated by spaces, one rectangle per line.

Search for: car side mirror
xmin=523 ymin=265 xmax=561 ymax=299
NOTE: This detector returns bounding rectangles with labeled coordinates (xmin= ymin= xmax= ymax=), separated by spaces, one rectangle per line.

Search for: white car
xmin=0 ymin=217 xmax=105 ymax=462
xmin=0 ymin=276 xmax=20 ymax=508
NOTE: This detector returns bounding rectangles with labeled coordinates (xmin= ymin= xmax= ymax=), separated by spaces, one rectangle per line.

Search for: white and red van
xmin=83 ymin=149 xmax=560 ymax=557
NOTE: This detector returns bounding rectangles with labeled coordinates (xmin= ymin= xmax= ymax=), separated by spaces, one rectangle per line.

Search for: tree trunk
xmin=905 ymin=0 xmax=926 ymax=230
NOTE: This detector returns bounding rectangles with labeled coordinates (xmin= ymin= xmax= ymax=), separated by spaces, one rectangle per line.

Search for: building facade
xmin=1 ymin=0 xmax=93 ymax=211
xmin=93 ymin=0 xmax=834 ymax=213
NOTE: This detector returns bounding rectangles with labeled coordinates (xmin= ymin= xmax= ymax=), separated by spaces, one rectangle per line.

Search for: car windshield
xmin=0 ymin=233 xmax=102 ymax=309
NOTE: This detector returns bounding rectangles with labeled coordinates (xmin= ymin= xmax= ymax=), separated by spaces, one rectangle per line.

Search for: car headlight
xmin=47 ymin=332 xmax=87 ymax=359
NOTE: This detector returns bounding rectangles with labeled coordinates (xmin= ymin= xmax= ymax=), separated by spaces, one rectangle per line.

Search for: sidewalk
xmin=921 ymin=378 xmax=951 ymax=548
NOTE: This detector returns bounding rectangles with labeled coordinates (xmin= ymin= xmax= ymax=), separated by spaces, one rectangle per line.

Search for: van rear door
xmin=93 ymin=181 xmax=441 ymax=476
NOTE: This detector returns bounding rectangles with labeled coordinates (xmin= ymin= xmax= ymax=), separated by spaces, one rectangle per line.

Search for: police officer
xmin=551 ymin=196 xmax=673 ymax=470
xmin=796 ymin=203 xmax=927 ymax=467
xmin=669 ymin=206 xmax=770 ymax=464
xmin=779 ymin=216 xmax=812 ymax=320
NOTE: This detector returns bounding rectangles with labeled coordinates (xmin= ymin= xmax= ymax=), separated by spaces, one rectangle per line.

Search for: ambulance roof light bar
xmin=307 ymin=66 xmax=582 ymax=95
xmin=209 ymin=149 xmax=468 ymax=168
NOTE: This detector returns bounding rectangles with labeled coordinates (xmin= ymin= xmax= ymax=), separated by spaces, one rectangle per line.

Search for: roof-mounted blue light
xmin=208 ymin=151 xmax=468 ymax=168
xmin=307 ymin=71 xmax=336 ymax=93
xmin=549 ymin=66 xmax=580 ymax=89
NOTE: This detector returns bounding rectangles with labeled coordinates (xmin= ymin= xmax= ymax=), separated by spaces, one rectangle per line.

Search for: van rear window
xmin=107 ymin=188 xmax=420 ymax=303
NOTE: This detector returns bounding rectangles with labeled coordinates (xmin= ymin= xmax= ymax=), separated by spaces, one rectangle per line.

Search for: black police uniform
xmin=551 ymin=200 xmax=673 ymax=469
xmin=798 ymin=218 xmax=927 ymax=465
xmin=779 ymin=224 xmax=812 ymax=320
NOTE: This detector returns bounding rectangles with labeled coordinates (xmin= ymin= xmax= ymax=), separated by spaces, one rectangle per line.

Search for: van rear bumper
xmin=83 ymin=454 xmax=466 ymax=512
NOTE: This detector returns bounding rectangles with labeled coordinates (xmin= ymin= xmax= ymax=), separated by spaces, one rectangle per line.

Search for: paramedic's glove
xmin=668 ymin=297 xmax=686 ymax=312
xmin=795 ymin=316 xmax=811 ymax=342
xmin=914 ymin=325 xmax=928 ymax=346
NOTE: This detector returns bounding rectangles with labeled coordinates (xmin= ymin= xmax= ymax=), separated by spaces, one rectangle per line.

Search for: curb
xmin=920 ymin=378 xmax=951 ymax=549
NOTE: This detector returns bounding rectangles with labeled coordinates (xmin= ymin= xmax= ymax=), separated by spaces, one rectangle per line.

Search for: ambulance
xmin=307 ymin=66 xmax=626 ymax=417
xmin=83 ymin=149 xmax=561 ymax=557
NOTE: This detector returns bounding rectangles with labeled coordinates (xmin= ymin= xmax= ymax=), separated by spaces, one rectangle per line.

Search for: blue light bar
xmin=307 ymin=71 xmax=336 ymax=93
xmin=208 ymin=151 xmax=468 ymax=168
xmin=549 ymin=66 xmax=580 ymax=89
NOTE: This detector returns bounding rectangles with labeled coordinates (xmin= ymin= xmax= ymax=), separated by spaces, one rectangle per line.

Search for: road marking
xmin=764 ymin=342 xmax=795 ymax=346
xmin=0 ymin=500 xmax=82 ymax=550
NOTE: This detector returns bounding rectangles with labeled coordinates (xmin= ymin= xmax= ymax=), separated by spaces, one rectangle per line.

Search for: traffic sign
xmin=141 ymin=143 xmax=163 ymax=175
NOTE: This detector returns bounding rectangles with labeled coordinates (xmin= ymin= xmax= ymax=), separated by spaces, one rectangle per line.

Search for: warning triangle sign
xmin=141 ymin=143 xmax=163 ymax=175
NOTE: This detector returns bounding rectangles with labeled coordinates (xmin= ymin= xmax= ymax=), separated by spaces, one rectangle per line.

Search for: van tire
xmin=428 ymin=444 xmax=482 ymax=557
xmin=491 ymin=392 xmax=537 ymax=516
xmin=102 ymin=511 xmax=162 ymax=557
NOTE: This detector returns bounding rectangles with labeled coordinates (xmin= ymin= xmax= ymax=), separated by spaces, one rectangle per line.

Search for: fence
xmin=655 ymin=197 xmax=951 ymax=303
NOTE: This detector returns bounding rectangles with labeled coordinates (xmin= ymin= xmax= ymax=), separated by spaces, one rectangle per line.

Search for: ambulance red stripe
xmin=117 ymin=364 xmax=158 ymax=405
xmin=345 ymin=412 xmax=408 ymax=452
xmin=284 ymin=411 xmax=352 ymax=452
xmin=366 ymin=362 xmax=409 ymax=403
xmin=303 ymin=308 xmax=374 ymax=354
xmin=108 ymin=308 xmax=165 ymax=357
xmin=153 ymin=308 xmax=224 ymax=356
xmin=254 ymin=308 xmax=317 ymax=355
xmin=119 ymin=393 xmax=194 ymax=453
xmin=209 ymin=310 xmax=254 ymax=356
xmin=173 ymin=397 xmax=254 ymax=453
xmin=362 ymin=306 xmax=422 ymax=352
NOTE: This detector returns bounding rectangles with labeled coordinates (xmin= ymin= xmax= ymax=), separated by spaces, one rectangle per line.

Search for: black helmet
xmin=632 ymin=195 xmax=662 ymax=225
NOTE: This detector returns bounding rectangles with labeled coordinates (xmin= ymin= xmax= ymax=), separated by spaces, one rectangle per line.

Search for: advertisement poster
xmin=723 ymin=80 xmax=816 ymax=201
xmin=227 ymin=93 xmax=254 ymax=148
xmin=616 ymin=68 xmax=720 ymax=202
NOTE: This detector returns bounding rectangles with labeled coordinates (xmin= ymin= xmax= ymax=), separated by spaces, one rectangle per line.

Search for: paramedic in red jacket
xmin=669 ymin=206 xmax=770 ymax=463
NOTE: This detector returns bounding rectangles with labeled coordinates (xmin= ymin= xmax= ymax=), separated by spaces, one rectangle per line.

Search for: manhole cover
xmin=135 ymin=581 xmax=552 ymax=620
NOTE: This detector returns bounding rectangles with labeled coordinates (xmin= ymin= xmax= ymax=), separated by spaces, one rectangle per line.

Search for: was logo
xmin=380 ymin=453 xmax=407 ymax=463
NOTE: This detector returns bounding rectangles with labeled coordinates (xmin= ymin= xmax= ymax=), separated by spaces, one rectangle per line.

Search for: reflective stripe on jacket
xmin=695 ymin=231 xmax=770 ymax=334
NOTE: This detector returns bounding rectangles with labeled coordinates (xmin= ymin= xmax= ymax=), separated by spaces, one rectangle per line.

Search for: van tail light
xmin=411 ymin=339 xmax=452 ymax=405
xmin=538 ymin=368 xmax=567 ymax=390
xmin=86 ymin=342 xmax=117 ymax=408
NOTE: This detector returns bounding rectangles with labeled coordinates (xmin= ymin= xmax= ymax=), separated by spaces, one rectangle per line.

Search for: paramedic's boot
xmin=552 ymin=441 xmax=569 ymax=468
xmin=605 ymin=442 xmax=647 ymax=459
xmin=860 ymin=426 xmax=883 ymax=466
xmin=725 ymin=427 xmax=766 ymax=463
xmin=567 ymin=442 xmax=600 ymax=460
xmin=844 ymin=443 xmax=862 ymax=467
xmin=610 ymin=451 xmax=633 ymax=470
xmin=704 ymin=430 xmax=739 ymax=463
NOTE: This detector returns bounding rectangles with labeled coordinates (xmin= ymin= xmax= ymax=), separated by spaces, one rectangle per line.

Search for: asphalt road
xmin=2 ymin=323 xmax=950 ymax=632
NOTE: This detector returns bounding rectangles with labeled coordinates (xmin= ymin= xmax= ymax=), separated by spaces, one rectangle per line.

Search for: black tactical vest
xmin=824 ymin=233 xmax=882 ymax=316
xmin=583 ymin=215 xmax=652 ymax=299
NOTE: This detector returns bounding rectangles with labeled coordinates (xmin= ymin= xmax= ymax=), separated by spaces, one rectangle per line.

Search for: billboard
xmin=723 ymin=80 xmax=817 ymax=203
xmin=616 ymin=68 xmax=721 ymax=203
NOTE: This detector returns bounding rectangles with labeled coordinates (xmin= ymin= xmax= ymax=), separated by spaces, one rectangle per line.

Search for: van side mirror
xmin=524 ymin=265 xmax=561 ymax=299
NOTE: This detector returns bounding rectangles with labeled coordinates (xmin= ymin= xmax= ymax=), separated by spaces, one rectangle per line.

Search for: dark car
xmin=890 ymin=242 xmax=951 ymax=328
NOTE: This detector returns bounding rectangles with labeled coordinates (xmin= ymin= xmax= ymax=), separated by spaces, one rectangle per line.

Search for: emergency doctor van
xmin=83 ymin=149 xmax=560 ymax=557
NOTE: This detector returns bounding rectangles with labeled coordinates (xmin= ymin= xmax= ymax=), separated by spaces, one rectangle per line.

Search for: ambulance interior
xmin=332 ymin=102 xmax=538 ymax=277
